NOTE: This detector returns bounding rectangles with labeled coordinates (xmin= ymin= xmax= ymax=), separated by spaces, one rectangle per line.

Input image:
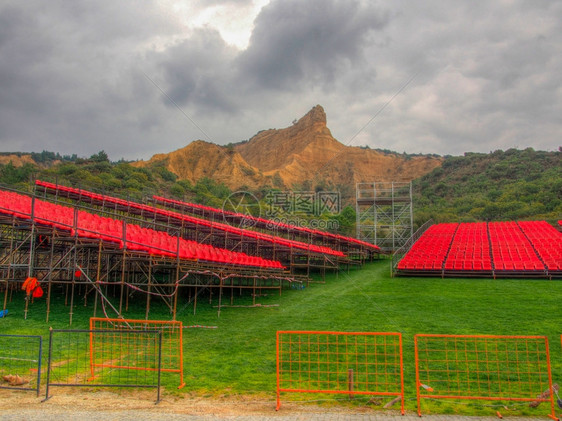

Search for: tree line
xmin=0 ymin=147 xmax=560 ymax=234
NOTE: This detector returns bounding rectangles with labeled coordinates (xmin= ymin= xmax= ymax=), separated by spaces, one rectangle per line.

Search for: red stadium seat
xmin=0 ymin=188 xmax=285 ymax=269
xmin=398 ymin=220 xmax=558 ymax=277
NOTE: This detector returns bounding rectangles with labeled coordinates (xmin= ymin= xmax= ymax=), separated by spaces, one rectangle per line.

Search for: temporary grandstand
xmin=394 ymin=221 xmax=562 ymax=279
xmin=34 ymin=181 xmax=380 ymax=274
xmin=151 ymin=195 xmax=381 ymax=262
xmin=0 ymin=181 xmax=382 ymax=323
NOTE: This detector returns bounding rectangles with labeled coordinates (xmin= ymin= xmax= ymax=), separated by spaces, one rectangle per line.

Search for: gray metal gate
xmin=44 ymin=329 xmax=162 ymax=403
xmin=0 ymin=334 xmax=42 ymax=396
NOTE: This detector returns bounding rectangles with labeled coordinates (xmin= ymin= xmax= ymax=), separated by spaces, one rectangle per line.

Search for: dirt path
xmin=0 ymin=389 xmax=555 ymax=420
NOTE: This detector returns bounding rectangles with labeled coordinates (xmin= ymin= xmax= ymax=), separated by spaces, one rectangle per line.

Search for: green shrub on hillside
xmin=0 ymin=147 xmax=559 ymax=231
xmin=413 ymin=148 xmax=561 ymax=225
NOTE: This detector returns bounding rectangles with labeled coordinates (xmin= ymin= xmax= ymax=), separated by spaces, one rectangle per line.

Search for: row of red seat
xmin=445 ymin=222 xmax=491 ymax=270
xmin=0 ymin=189 xmax=284 ymax=269
xmin=488 ymin=221 xmax=545 ymax=271
xmin=0 ymin=190 xmax=33 ymax=219
xmin=396 ymin=223 xmax=458 ymax=271
xmin=36 ymin=181 xmax=345 ymax=257
xmin=518 ymin=221 xmax=562 ymax=270
xmin=444 ymin=260 xmax=493 ymax=271
xmin=152 ymin=195 xmax=381 ymax=252
xmin=398 ymin=221 xmax=561 ymax=274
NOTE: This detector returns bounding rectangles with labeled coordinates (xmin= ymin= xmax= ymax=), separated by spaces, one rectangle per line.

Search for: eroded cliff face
xmin=135 ymin=140 xmax=265 ymax=188
xmin=134 ymin=105 xmax=443 ymax=189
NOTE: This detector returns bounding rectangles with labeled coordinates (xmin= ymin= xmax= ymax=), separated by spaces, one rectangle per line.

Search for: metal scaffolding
xmin=0 ymin=189 xmax=298 ymax=324
xmin=355 ymin=182 xmax=413 ymax=253
xmin=33 ymin=181 xmax=348 ymax=278
xmin=0 ymin=181 xmax=382 ymax=325
xmin=0 ymin=177 xmax=380 ymax=324
xmin=0 ymin=216 xmax=296 ymax=323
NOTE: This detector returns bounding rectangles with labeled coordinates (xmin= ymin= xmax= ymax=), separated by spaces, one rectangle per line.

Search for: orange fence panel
xmin=90 ymin=318 xmax=185 ymax=389
xmin=276 ymin=331 xmax=404 ymax=413
xmin=414 ymin=334 xmax=558 ymax=419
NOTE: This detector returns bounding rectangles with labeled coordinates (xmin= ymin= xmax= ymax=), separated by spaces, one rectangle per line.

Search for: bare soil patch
xmin=0 ymin=388 xmax=378 ymax=418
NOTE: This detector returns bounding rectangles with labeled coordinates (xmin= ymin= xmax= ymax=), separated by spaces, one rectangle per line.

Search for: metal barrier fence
xmin=0 ymin=334 xmax=42 ymax=396
xmin=45 ymin=329 xmax=162 ymax=403
xmin=89 ymin=317 xmax=185 ymax=388
xmin=391 ymin=218 xmax=433 ymax=275
xmin=276 ymin=331 xmax=404 ymax=413
xmin=414 ymin=334 xmax=558 ymax=420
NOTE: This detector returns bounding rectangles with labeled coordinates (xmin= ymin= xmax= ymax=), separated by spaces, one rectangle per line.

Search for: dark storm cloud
xmin=0 ymin=0 xmax=178 ymax=157
xmin=0 ymin=5 xmax=58 ymax=147
xmin=154 ymin=28 xmax=238 ymax=112
xmin=152 ymin=0 xmax=388 ymax=111
xmin=236 ymin=0 xmax=389 ymax=90
xmin=348 ymin=0 xmax=562 ymax=155
xmin=0 ymin=0 xmax=560 ymax=160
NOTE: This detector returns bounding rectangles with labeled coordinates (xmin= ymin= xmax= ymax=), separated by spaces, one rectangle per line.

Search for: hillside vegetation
xmin=0 ymin=147 xmax=560 ymax=232
xmin=0 ymin=150 xmax=236 ymax=210
xmin=413 ymin=148 xmax=561 ymax=226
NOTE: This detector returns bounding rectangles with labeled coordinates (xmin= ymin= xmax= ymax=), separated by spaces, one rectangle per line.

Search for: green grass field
xmin=2 ymin=259 xmax=562 ymax=416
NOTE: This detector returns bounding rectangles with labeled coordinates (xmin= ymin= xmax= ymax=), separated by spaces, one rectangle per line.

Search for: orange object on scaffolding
xmin=21 ymin=277 xmax=43 ymax=298
xmin=89 ymin=318 xmax=185 ymax=389
xmin=414 ymin=334 xmax=558 ymax=420
xmin=22 ymin=277 xmax=37 ymax=294
xmin=276 ymin=331 xmax=404 ymax=413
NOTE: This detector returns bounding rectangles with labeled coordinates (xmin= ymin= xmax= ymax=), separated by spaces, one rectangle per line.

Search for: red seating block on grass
xmin=397 ymin=220 xmax=560 ymax=278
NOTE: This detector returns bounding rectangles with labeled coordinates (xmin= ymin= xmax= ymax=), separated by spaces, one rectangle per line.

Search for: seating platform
xmin=0 ymin=189 xmax=284 ymax=269
xmin=396 ymin=221 xmax=561 ymax=278
xmin=35 ymin=180 xmax=346 ymax=259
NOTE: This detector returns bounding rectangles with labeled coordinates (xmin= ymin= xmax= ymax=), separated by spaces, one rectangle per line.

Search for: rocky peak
xmin=134 ymin=105 xmax=443 ymax=190
xmin=293 ymin=104 xmax=326 ymax=130
xmin=234 ymin=105 xmax=339 ymax=173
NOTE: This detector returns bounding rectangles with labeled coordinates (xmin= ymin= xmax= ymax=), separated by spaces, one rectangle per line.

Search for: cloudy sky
xmin=1 ymin=0 xmax=561 ymax=160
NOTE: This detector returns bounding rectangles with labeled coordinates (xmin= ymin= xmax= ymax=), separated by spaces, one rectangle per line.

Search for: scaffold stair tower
xmin=356 ymin=182 xmax=413 ymax=253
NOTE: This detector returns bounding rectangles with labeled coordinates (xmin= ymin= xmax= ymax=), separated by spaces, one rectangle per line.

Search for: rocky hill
xmin=134 ymin=105 xmax=443 ymax=190
xmin=137 ymin=140 xmax=264 ymax=188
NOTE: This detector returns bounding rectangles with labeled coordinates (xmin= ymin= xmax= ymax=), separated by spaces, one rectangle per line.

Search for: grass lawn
xmin=2 ymin=258 xmax=562 ymax=416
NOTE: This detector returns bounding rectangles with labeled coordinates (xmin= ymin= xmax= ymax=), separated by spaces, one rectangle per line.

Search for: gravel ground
xmin=0 ymin=389 xmax=558 ymax=421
